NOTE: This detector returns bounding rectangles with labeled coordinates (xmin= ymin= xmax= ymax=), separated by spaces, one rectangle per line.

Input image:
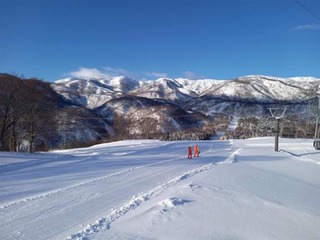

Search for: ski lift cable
xmin=293 ymin=0 xmax=320 ymax=21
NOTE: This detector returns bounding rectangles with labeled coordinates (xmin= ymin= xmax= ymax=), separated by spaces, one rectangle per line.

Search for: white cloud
xmin=69 ymin=66 xmax=171 ymax=80
xmin=103 ymin=66 xmax=135 ymax=78
xmin=69 ymin=67 xmax=109 ymax=79
xmin=142 ymin=71 xmax=169 ymax=78
xmin=291 ymin=24 xmax=320 ymax=31
xmin=183 ymin=71 xmax=204 ymax=80
xmin=69 ymin=66 xmax=136 ymax=79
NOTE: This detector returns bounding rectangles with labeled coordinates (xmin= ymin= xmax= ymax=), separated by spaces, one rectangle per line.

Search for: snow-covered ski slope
xmin=0 ymin=137 xmax=319 ymax=240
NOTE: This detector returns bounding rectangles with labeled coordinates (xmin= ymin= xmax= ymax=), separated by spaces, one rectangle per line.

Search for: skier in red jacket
xmin=188 ymin=146 xmax=193 ymax=159
xmin=194 ymin=144 xmax=200 ymax=157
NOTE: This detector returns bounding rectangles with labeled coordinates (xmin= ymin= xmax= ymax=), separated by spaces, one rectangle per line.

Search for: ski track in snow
xmin=0 ymin=151 xmax=192 ymax=210
xmin=0 ymin=141 xmax=229 ymax=210
xmin=280 ymin=149 xmax=320 ymax=165
xmin=67 ymin=148 xmax=240 ymax=240
xmin=0 ymin=166 xmax=133 ymax=210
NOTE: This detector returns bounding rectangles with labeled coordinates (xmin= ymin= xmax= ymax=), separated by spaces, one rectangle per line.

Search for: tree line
xmin=0 ymin=74 xmax=59 ymax=152
xmin=0 ymin=74 xmax=215 ymax=152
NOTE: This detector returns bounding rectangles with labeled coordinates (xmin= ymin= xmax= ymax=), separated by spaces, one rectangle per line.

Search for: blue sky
xmin=1 ymin=0 xmax=320 ymax=81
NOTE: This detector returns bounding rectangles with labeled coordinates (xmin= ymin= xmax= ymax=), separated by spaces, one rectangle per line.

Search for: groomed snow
xmin=0 ymin=138 xmax=319 ymax=240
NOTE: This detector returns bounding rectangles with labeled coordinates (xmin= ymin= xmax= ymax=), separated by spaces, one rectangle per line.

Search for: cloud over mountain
xmin=69 ymin=67 xmax=110 ymax=79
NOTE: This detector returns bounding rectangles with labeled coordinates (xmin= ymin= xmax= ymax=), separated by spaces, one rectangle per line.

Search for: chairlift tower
xmin=306 ymin=94 xmax=319 ymax=135
xmin=268 ymin=107 xmax=287 ymax=151
xmin=314 ymin=97 xmax=320 ymax=150
xmin=306 ymin=85 xmax=320 ymax=149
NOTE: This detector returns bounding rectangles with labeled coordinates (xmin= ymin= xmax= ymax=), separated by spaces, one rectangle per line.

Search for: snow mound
xmin=158 ymin=197 xmax=192 ymax=212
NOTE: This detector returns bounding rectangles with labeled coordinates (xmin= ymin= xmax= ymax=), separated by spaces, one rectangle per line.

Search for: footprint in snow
xmin=158 ymin=197 xmax=193 ymax=213
xmin=187 ymin=183 xmax=223 ymax=193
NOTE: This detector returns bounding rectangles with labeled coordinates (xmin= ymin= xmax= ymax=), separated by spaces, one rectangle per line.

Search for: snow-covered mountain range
xmin=51 ymin=75 xmax=320 ymax=139
xmin=3 ymin=73 xmax=318 ymax=151
xmin=52 ymin=75 xmax=320 ymax=108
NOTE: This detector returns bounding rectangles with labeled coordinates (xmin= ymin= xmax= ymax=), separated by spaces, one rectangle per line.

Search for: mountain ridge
xmin=50 ymin=74 xmax=320 ymax=140
xmin=51 ymin=74 xmax=320 ymax=109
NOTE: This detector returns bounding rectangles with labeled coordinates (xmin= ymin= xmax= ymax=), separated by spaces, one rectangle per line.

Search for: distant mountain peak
xmin=51 ymin=74 xmax=320 ymax=110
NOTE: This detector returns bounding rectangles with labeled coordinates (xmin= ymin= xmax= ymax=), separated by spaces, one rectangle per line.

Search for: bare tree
xmin=0 ymin=74 xmax=58 ymax=152
xmin=0 ymin=74 xmax=24 ymax=151
xmin=22 ymin=79 xmax=57 ymax=152
xmin=112 ymin=113 xmax=132 ymax=140
xmin=139 ymin=117 xmax=159 ymax=139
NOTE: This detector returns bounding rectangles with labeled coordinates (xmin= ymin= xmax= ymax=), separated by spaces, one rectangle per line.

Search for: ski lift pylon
xmin=313 ymin=96 xmax=320 ymax=150
xmin=314 ymin=116 xmax=320 ymax=150
xmin=268 ymin=107 xmax=287 ymax=152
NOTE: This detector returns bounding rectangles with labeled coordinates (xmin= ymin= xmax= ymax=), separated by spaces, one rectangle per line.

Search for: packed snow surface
xmin=0 ymin=138 xmax=319 ymax=240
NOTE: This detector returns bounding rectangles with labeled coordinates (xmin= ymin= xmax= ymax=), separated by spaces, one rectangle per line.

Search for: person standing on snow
xmin=188 ymin=146 xmax=193 ymax=159
xmin=194 ymin=144 xmax=200 ymax=157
